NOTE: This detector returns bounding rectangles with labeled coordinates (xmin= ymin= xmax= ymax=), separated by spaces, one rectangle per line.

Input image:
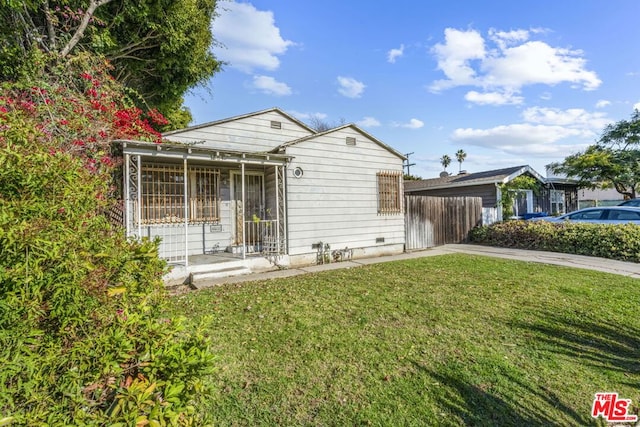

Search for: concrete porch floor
xmin=163 ymin=251 xmax=285 ymax=286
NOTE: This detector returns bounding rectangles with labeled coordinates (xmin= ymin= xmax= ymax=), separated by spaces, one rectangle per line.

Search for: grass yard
xmin=168 ymin=254 xmax=640 ymax=426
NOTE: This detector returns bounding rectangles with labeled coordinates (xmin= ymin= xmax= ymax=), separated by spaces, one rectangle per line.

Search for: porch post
xmin=275 ymin=165 xmax=280 ymax=254
xmin=495 ymin=184 xmax=503 ymax=222
xmin=184 ymin=157 xmax=189 ymax=267
xmin=124 ymin=153 xmax=130 ymax=236
xmin=136 ymin=155 xmax=142 ymax=238
xmin=282 ymin=165 xmax=288 ymax=254
xmin=241 ymin=162 xmax=246 ymax=260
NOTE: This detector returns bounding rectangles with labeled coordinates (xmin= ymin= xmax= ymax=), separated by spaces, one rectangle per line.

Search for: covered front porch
xmin=121 ymin=140 xmax=290 ymax=271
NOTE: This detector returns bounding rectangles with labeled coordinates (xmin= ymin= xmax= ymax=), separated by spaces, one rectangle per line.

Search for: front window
xmin=377 ymin=171 xmax=403 ymax=214
xmin=550 ymin=189 xmax=565 ymax=215
xmin=139 ymin=163 xmax=220 ymax=225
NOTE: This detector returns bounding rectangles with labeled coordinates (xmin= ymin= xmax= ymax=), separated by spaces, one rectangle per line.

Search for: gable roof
xmin=273 ymin=123 xmax=406 ymax=160
xmin=162 ymin=107 xmax=317 ymax=136
xmin=405 ymin=165 xmax=545 ymax=192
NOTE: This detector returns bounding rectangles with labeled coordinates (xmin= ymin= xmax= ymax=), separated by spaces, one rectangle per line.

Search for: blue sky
xmin=185 ymin=0 xmax=640 ymax=179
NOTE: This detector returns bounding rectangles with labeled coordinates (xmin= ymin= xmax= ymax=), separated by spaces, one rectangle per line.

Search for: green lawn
xmin=168 ymin=254 xmax=640 ymax=426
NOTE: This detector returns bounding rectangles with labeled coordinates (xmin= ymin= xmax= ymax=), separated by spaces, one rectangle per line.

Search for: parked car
xmin=528 ymin=206 xmax=640 ymax=224
xmin=618 ymin=198 xmax=640 ymax=207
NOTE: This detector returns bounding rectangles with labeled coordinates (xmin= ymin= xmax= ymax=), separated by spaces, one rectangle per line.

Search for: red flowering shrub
xmin=0 ymin=54 xmax=213 ymax=425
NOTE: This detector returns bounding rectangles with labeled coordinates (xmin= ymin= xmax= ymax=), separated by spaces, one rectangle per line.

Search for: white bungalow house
xmin=119 ymin=108 xmax=406 ymax=284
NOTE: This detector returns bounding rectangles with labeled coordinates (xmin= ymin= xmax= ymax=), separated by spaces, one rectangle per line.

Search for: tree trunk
xmin=60 ymin=0 xmax=114 ymax=58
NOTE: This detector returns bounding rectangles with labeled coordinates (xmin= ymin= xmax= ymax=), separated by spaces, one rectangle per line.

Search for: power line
xmin=404 ymin=152 xmax=416 ymax=176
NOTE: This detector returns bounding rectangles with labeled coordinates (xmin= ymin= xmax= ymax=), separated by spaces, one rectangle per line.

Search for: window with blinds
xmin=139 ymin=164 xmax=220 ymax=224
xmin=376 ymin=171 xmax=403 ymax=214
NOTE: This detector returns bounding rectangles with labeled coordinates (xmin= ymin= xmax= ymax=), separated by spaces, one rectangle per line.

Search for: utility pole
xmin=404 ymin=152 xmax=416 ymax=176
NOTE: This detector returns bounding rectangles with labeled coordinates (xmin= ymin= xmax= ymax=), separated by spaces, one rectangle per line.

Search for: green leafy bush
xmin=470 ymin=220 xmax=640 ymax=262
xmin=0 ymin=54 xmax=214 ymax=425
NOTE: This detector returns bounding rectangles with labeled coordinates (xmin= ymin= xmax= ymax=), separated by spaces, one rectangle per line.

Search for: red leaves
xmin=113 ymin=107 xmax=163 ymax=143
xmin=147 ymin=108 xmax=169 ymax=126
xmin=2 ymin=62 xmax=168 ymax=176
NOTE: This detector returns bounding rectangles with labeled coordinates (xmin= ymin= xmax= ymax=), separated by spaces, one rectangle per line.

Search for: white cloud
xmin=387 ymin=44 xmax=405 ymax=63
xmin=430 ymin=28 xmax=486 ymax=91
xmin=488 ymin=28 xmax=529 ymax=50
xmin=595 ymin=99 xmax=611 ymax=108
xmin=484 ymin=41 xmax=601 ymax=90
xmin=521 ymin=107 xmax=609 ymax=130
xmin=357 ymin=116 xmax=381 ymax=127
xmin=451 ymin=124 xmax=591 ymax=156
xmin=465 ymin=90 xmax=523 ymax=105
xmin=289 ymin=110 xmax=327 ymax=121
xmin=250 ymin=75 xmax=292 ymax=96
xmin=634 ymin=101 xmax=640 ymax=111
xmin=213 ymin=2 xmax=294 ymax=73
xmin=337 ymin=76 xmax=365 ymax=98
xmin=430 ymin=27 xmax=601 ymax=104
xmin=450 ymin=106 xmax=611 ymax=157
xmin=393 ymin=118 xmax=424 ymax=129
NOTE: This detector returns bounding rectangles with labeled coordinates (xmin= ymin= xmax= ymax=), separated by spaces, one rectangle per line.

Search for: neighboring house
xmin=118 ymin=108 xmax=406 ymax=283
xmin=404 ymin=165 xmax=578 ymax=224
xmin=545 ymin=166 xmax=623 ymax=209
xmin=577 ymin=188 xmax=625 ymax=208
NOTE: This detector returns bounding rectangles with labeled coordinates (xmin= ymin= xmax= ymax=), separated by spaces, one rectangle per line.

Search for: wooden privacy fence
xmin=404 ymin=196 xmax=483 ymax=250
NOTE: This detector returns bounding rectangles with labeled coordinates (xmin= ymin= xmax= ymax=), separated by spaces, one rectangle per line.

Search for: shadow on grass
xmin=513 ymin=310 xmax=640 ymax=380
xmin=412 ymin=360 xmax=591 ymax=427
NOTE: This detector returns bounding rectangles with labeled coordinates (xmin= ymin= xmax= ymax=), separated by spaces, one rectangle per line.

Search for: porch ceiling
xmin=118 ymin=139 xmax=291 ymax=166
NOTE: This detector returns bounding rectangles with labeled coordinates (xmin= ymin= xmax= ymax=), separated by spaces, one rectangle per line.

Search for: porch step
xmin=190 ymin=265 xmax=252 ymax=288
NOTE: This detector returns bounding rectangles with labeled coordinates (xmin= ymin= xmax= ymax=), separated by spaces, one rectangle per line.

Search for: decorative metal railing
xmin=243 ymin=219 xmax=279 ymax=254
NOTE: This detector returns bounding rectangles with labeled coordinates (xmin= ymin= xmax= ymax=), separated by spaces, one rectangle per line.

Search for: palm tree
xmin=440 ymin=154 xmax=452 ymax=173
xmin=455 ymin=149 xmax=467 ymax=173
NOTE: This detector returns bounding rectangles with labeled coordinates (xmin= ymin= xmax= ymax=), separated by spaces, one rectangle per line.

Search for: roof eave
xmin=116 ymin=139 xmax=292 ymax=165
xmin=162 ymin=107 xmax=317 ymax=136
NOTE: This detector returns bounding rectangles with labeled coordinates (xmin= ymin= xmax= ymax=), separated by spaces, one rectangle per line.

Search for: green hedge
xmin=0 ymin=144 xmax=215 ymax=426
xmin=1 ymin=55 xmax=215 ymax=426
xmin=470 ymin=220 xmax=640 ymax=263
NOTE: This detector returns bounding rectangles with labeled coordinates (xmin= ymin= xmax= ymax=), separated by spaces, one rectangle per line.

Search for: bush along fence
xmin=470 ymin=220 xmax=640 ymax=263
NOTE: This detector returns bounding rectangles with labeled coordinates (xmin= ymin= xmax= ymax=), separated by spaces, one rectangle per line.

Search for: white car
xmin=530 ymin=206 xmax=640 ymax=224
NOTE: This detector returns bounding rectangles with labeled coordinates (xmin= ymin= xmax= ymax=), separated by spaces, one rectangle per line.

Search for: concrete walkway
xmin=190 ymin=244 xmax=640 ymax=289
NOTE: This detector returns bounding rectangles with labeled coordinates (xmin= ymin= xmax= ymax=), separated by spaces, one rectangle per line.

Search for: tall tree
xmin=440 ymin=154 xmax=452 ymax=173
xmin=455 ymin=149 xmax=467 ymax=173
xmin=0 ymin=0 xmax=221 ymax=128
xmin=550 ymin=110 xmax=640 ymax=198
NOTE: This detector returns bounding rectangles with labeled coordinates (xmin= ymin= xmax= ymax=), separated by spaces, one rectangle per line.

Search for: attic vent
xmin=346 ymin=137 xmax=356 ymax=146
xmin=270 ymin=120 xmax=282 ymax=129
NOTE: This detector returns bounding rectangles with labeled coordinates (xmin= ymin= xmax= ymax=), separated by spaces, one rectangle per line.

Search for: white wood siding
xmin=285 ymin=127 xmax=405 ymax=256
xmin=165 ymin=111 xmax=313 ymax=152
